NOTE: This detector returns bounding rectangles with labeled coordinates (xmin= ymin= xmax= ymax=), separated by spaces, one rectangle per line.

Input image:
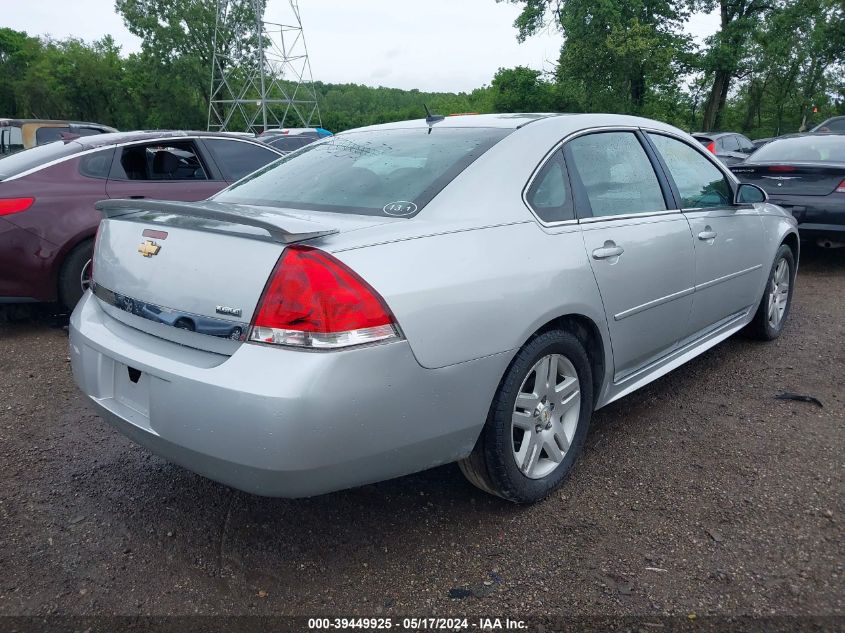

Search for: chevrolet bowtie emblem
xmin=138 ymin=239 xmax=161 ymax=258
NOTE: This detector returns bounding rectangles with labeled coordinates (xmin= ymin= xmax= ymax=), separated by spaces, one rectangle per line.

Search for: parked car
xmin=730 ymin=134 xmax=845 ymax=247
xmin=69 ymin=114 xmax=798 ymax=503
xmin=258 ymin=127 xmax=332 ymax=153
xmin=809 ymin=116 xmax=845 ymax=134
xmin=693 ymin=132 xmax=756 ymax=165
xmin=0 ymin=131 xmax=284 ymax=309
xmin=0 ymin=118 xmax=117 ymax=156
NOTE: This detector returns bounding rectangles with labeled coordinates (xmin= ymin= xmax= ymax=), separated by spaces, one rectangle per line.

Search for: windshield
xmin=748 ymin=135 xmax=845 ymax=163
xmin=213 ymin=127 xmax=511 ymax=217
xmin=0 ymin=140 xmax=84 ymax=180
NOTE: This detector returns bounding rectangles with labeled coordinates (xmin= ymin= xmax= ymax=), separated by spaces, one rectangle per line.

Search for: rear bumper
xmin=768 ymin=196 xmax=845 ymax=240
xmin=69 ymin=292 xmax=507 ymax=497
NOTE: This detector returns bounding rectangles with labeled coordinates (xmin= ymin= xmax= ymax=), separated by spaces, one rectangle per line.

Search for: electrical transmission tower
xmin=208 ymin=0 xmax=322 ymax=133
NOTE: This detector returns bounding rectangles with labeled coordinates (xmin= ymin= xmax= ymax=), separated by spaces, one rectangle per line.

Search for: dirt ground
xmin=0 ymin=247 xmax=842 ymax=622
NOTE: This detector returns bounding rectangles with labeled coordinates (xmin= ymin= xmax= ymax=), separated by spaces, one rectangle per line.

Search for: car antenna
xmin=424 ymin=104 xmax=445 ymax=133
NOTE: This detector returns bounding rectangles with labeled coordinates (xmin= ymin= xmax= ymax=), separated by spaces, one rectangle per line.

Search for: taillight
xmin=91 ymin=221 xmax=103 ymax=284
xmin=768 ymin=165 xmax=796 ymax=172
xmin=706 ymin=142 xmax=716 ymax=154
xmin=836 ymin=179 xmax=845 ymax=193
xmin=0 ymin=197 xmax=35 ymax=216
xmin=248 ymin=245 xmax=400 ymax=349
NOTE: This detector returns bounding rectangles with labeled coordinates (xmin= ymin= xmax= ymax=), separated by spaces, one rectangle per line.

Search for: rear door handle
xmin=129 ymin=195 xmax=146 ymax=199
xmin=592 ymin=241 xmax=624 ymax=260
xmin=698 ymin=228 xmax=717 ymax=241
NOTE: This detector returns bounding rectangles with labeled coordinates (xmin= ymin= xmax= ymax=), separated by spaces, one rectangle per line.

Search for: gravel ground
xmin=0 ymin=247 xmax=842 ymax=622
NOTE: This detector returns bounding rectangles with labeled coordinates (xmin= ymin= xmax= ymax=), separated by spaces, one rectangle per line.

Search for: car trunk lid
xmin=92 ymin=199 xmax=384 ymax=354
xmin=731 ymin=162 xmax=845 ymax=196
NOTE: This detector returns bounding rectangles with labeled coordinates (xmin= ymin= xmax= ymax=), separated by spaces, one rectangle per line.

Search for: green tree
xmin=501 ymin=0 xmax=691 ymax=114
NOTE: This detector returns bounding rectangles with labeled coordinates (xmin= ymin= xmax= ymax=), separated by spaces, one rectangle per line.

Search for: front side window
xmin=525 ymin=151 xmax=574 ymax=223
xmin=204 ymin=138 xmax=280 ymax=181
xmin=215 ymin=127 xmax=511 ymax=217
xmin=648 ymin=134 xmax=732 ymax=208
xmin=566 ymin=131 xmax=666 ymax=218
xmin=112 ymin=141 xmax=208 ymax=181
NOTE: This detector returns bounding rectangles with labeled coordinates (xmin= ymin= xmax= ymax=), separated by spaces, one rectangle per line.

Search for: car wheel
xmin=746 ymin=244 xmax=795 ymax=341
xmin=459 ymin=329 xmax=594 ymax=503
xmin=58 ymin=239 xmax=94 ymax=311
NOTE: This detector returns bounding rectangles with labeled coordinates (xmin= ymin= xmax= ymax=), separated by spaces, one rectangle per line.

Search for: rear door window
xmin=111 ymin=141 xmax=209 ymax=181
xmin=566 ymin=131 xmax=667 ymax=218
xmin=647 ymin=133 xmax=732 ymax=208
xmin=203 ymin=138 xmax=280 ymax=181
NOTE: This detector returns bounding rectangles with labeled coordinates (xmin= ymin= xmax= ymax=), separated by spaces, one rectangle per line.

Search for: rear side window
xmin=215 ymin=127 xmax=511 ymax=217
xmin=648 ymin=134 xmax=732 ymax=208
xmin=566 ymin=132 xmax=666 ymax=218
xmin=111 ymin=141 xmax=209 ymax=181
xmin=79 ymin=148 xmax=115 ymax=179
xmin=525 ymin=150 xmax=574 ymax=223
xmin=0 ymin=139 xmax=82 ymax=179
xmin=204 ymin=138 xmax=280 ymax=181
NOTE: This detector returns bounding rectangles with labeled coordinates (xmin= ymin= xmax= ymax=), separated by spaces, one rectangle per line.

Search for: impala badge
xmin=138 ymin=240 xmax=161 ymax=258
xmin=216 ymin=305 xmax=242 ymax=317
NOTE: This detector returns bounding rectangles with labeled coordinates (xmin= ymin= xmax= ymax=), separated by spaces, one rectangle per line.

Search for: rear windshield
xmin=213 ymin=127 xmax=511 ymax=217
xmin=695 ymin=136 xmax=713 ymax=146
xmin=0 ymin=140 xmax=84 ymax=180
xmin=749 ymin=135 xmax=845 ymax=163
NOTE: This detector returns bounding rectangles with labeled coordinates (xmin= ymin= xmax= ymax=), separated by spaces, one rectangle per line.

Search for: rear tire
xmin=746 ymin=244 xmax=795 ymax=341
xmin=458 ymin=329 xmax=594 ymax=503
xmin=58 ymin=239 xmax=94 ymax=311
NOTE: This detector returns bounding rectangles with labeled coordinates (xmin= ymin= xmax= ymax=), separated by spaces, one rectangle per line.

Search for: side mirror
xmin=736 ymin=183 xmax=767 ymax=204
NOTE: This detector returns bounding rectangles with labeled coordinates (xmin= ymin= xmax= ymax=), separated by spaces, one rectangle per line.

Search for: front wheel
xmin=746 ymin=244 xmax=796 ymax=341
xmin=459 ymin=329 xmax=594 ymax=503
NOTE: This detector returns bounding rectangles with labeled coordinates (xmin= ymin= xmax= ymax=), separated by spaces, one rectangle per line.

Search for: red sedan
xmin=0 ymin=131 xmax=283 ymax=308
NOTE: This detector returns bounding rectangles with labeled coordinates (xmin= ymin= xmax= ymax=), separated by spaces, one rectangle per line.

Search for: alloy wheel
xmin=511 ymin=354 xmax=580 ymax=479
xmin=767 ymin=257 xmax=790 ymax=329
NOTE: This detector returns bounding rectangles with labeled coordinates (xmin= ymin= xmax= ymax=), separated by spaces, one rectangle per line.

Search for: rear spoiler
xmin=95 ymin=199 xmax=338 ymax=244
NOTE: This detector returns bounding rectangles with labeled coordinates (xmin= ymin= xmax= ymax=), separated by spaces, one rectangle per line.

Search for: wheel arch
xmin=781 ymin=230 xmax=800 ymax=263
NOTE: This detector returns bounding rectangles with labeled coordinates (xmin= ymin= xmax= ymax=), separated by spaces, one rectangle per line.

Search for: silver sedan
xmin=69 ymin=113 xmax=799 ymax=503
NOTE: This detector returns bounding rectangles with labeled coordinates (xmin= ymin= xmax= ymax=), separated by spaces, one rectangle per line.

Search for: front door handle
xmin=129 ymin=195 xmax=146 ymax=199
xmin=698 ymin=226 xmax=717 ymax=241
xmin=592 ymin=241 xmax=624 ymax=260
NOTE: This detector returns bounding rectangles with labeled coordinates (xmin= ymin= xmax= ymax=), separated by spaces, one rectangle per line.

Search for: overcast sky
xmin=5 ymin=0 xmax=721 ymax=93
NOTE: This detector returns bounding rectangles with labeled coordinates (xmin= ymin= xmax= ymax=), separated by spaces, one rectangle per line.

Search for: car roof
xmin=73 ymin=130 xmax=260 ymax=149
xmin=0 ymin=118 xmax=115 ymax=128
xmin=692 ymin=132 xmax=742 ymax=139
xmin=345 ymin=113 xmax=684 ymax=135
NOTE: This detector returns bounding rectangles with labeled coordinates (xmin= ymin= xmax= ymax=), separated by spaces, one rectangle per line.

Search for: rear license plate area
xmin=113 ymin=363 xmax=150 ymax=418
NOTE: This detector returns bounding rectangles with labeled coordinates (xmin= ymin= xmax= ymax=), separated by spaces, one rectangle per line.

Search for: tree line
xmin=0 ymin=0 xmax=842 ymax=139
